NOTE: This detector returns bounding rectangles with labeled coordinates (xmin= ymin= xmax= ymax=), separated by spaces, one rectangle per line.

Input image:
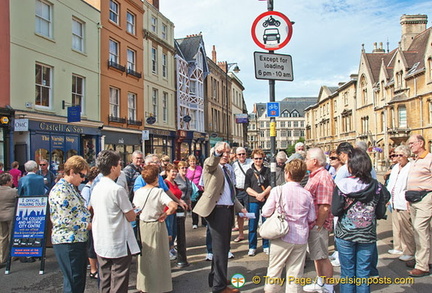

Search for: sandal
xmin=89 ymin=271 xmax=98 ymax=279
xmin=233 ymin=237 xmax=245 ymax=242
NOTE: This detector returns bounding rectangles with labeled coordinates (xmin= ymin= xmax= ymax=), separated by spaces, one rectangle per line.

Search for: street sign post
xmin=254 ymin=51 xmax=293 ymax=81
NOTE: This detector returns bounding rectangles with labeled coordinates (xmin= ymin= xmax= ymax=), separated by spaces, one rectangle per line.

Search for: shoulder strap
xmin=237 ymin=161 xmax=247 ymax=176
xmin=141 ymin=187 xmax=155 ymax=209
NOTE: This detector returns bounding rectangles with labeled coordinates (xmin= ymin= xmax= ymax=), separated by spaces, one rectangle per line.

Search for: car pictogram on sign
xmin=263 ymin=28 xmax=280 ymax=44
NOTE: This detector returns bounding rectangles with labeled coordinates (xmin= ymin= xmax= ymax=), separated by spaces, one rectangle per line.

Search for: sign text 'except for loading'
xmin=254 ymin=52 xmax=293 ymax=81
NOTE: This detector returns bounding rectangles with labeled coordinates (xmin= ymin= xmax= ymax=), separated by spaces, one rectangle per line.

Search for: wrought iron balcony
xmin=108 ymin=60 xmax=125 ymax=72
xmin=126 ymin=68 xmax=142 ymax=78
xmin=127 ymin=119 xmax=142 ymax=126
xmin=108 ymin=115 xmax=126 ymax=123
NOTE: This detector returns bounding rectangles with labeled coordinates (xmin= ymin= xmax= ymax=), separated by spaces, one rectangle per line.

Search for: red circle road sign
xmin=251 ymin=11 xmax=293 ymax=51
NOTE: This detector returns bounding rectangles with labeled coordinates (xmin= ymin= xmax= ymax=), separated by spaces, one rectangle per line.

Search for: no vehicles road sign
xmin=251 ymin=11 xmax=293 ymax=51
xmin=254 ymin=51 xmax=293 ymax=81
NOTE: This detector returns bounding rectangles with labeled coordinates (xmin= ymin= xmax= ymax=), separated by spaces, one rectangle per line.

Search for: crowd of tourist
xmin=0 ymin=134 xmax=432 ymax=293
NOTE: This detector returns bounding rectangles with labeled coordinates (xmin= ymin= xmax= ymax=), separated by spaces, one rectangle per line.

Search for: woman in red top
xmin=164 ymin=163 xmax=182 ymax=260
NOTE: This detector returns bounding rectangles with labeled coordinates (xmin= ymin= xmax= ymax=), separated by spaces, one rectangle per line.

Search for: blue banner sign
xmin=11 ymin=197 xmax=48 ymax=257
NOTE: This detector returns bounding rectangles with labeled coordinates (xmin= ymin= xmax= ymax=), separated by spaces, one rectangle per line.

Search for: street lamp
xmin=225 ymin=62 xmax=240 ymax=144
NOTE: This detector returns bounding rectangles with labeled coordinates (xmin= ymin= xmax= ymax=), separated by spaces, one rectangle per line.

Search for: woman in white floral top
xmin=49 ymin=155 xmax=90 ymax=293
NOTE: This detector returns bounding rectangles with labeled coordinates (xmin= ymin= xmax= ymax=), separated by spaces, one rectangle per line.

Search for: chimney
xmin=212 ymin=45 xmax=217 ymax=63
xmin=372 ymin=41 xmax=385 ymax=53
xmin=400 ymin=14 xmax=427 ymax=50
xmin=146 ymin=0 xmax=159 ymax=10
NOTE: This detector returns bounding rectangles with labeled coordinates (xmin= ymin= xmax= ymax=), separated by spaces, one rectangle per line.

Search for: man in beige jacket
xmin=194 ymin=141 xmax=247 ymax=293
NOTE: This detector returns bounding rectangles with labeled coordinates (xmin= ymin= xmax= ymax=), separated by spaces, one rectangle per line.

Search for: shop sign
xmin=14 ymin=119 xmax=29 ymax=131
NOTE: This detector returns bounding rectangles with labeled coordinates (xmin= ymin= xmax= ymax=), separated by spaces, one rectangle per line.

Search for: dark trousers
xmin=206 ymin=206 xmax=234 ymax=293
xmin=53 ymin=242 xmax=88 ymax=293
xmin=191 ymin=200 xmax=206 ymax=226
xmin=97 ymin=251 xmax=132 ymax=293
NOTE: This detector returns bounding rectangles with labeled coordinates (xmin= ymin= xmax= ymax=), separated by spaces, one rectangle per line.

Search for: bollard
xmin=175 ymin=207 xmax=189 ymax=268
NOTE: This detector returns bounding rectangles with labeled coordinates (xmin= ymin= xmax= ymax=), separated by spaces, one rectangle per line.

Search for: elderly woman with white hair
xmin=386 ymin=144 xmax=415 ymax=261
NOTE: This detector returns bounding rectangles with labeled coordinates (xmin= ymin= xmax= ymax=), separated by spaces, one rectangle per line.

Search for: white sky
xmin=160 ymin=0 xmax=432 ymax=111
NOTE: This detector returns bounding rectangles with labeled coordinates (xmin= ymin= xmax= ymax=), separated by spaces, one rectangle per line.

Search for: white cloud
xmin=161 ymin=0 xmax=432 ymax=111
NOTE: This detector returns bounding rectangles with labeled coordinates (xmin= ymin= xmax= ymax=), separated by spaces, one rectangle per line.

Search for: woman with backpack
xmin=332 ymin=148 xmax=390 ymax=293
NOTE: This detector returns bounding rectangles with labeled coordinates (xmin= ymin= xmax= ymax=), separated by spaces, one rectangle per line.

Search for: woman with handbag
xmin=133 ymin=165 xmax=177 ymax=293
xmin=262 ymin=159 xmax=315 ymax=293
xmin=332 ymin=149 xmax=390 ymax=293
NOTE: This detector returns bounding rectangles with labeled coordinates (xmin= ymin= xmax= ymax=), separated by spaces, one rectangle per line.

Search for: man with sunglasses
xmin=36 ymin=159 xmax=55 ymax=194
xmin=232 ymin=147 xmax=252 ymax=242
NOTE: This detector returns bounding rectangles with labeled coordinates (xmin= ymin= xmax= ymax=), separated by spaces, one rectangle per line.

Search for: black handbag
xmin=405 ymin=190 xmax=430 ymax=203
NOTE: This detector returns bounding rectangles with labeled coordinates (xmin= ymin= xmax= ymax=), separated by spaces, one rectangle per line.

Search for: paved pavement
xmin=1 ymin=213 xmax=431 ymax=292
xmin=1 ymin=175 xmax=432 ymax=292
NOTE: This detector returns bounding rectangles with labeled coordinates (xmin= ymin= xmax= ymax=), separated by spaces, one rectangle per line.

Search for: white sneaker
xmin=399 ymin=255 xmax=415 ymax=261
xmin=388 ymin=249 xmax=403 ymax=255
xmin=192 ymin=225 xmax=198 ymax=229
xmin=329 ymin=251 xmax=338 ymax=261
xmin=205 ymin=253 xmax=213 ymax=261
xmin=331 ymin=258 xmax=340 ymax=267
xmin=303 ymin=283 xmax=326 ymax=292
xmin=228 ymin=251 xmax=234 ymax=259
xmin=263 ymin=247 xmax=270 ymax=255
xmin=248 ymin=249 xmax=256 ymax=256
xmin=169 ymin=251 xmax=177 ymax=261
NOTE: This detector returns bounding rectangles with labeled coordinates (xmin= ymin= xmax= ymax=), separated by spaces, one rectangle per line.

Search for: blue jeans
xmin=165 ymin=213 xmax=177 ymax=247
xmin=248 ymin=202 xmax=269 ymax=249
xmin=336 ymin=238 xmax=375 ymax=293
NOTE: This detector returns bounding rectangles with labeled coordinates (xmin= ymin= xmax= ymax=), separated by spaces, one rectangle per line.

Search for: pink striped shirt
xmin=305 ymin=167 xmax=334 ymax=231
xmin=262 ymin=182 xmax=315 ymax=244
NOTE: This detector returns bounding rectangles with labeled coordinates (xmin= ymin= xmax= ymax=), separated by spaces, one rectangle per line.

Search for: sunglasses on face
xmin=253 ymin=157 xmax=263 ymax=160
xmin=329 ymin=157 xmax=338 ymax=160
xmin=78 ymin=172 xmax=87 ymax=179
xmin=391 ymin=154 xmax=404 ymax=158
xmin=40 ymin=164 xmax=47 ymax=166
xmin=180 ymin=167 xmax=188 ymax=169
xmin=237 ymin=153 xmax=246 ymax=156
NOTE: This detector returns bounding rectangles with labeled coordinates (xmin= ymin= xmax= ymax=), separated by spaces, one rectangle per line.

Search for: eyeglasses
xmin=329 ymin=157 xmax=338 ymax=160
xmin=78 ymin=172 xmax=87 ymax=179
xmin=39 ymin=164 xmax=47 ymax=166
xmin=391 ymin=154 xmax=404 ymax=158
xmin=237 ymin=153 xmax=246 ymax=156
xmin=180 ymin=167 xmax=188 ymax=169
xmin=253 ymin=158 xmax=263 ymax=160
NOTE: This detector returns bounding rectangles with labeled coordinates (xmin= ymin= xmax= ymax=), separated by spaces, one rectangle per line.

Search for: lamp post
xmin=225 ymin=62 xmax=240 ymax=144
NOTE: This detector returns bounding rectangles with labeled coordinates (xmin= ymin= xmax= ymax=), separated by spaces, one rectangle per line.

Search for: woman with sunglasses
xmin=49 ymin=155 xmax=91 ymax=293
xmin=383 ymin=148 xmax=397 ymax=186
xmin=386 ymin=145 xmax=415 ymax=259
xmin=328 ymin=150 xmax=343 ymax=180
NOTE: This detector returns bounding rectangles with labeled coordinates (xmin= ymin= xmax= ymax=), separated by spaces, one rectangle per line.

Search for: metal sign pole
xmin=268 ymin=0 xmax=276 ymax=187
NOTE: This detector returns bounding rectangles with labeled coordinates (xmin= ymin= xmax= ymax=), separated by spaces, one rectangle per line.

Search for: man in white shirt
xmin=90 ymin=150 xmax=140 ymax=293
xmin=232 ymin=147 xmax=252 ymax=242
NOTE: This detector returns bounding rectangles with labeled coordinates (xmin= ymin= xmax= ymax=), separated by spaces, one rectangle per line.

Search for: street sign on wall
xmin=254 ymin=51 xmax=293 ymax=81
xmin=251 ymin=11 xmax=293 ymax=51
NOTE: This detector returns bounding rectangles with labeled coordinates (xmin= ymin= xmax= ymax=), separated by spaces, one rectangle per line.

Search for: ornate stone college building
xmin=305 ymin=14 xmax=432 ymax=171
